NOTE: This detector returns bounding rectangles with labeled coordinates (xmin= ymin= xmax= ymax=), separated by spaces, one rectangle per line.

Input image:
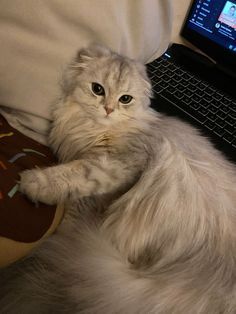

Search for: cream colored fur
xmin=1 ymin=45 xmax=236 ymax=314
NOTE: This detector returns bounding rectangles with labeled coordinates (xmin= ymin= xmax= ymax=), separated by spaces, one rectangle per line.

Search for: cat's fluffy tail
xmin=44 ymin=217 xmax=159 ymax=314
xmin=0 ymin=213 xmax=158 ymax=314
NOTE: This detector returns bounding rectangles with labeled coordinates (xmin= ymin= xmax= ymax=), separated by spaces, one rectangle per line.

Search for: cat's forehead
xmin=85 ymin=57 xmax=139 ymax=92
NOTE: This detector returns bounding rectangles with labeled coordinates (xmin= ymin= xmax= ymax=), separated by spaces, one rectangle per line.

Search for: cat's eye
xmin=91 ymin=83 xmax=105 ymax=96
xmin=119 ymin=95 xmax=133 ymax=105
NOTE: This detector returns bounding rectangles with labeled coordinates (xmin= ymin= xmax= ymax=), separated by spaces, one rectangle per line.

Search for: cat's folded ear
xmin=76 ymin=44 xmax=112 ymax=65
xmin=60 ymin=44 xmax=112 ymax=97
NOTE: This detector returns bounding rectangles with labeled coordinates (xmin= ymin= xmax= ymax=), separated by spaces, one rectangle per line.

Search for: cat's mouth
xmin=105 ymin=113 xmax=113 ymax=118
xmin=104 ymin=108 xmax=115 ymax=119
xmin=98 ymin=106 xmax=117 ymax=121
xmin=101 ymin=111 xmax=116 ymax=122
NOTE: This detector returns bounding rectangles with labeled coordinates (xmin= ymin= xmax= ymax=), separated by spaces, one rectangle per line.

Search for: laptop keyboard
xmin=147 ymin=56 xmax=236 ymax=148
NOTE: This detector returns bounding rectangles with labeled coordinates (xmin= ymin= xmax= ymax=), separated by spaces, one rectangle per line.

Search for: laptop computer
xmin=148 ymin=0 xmax=236 ymax=163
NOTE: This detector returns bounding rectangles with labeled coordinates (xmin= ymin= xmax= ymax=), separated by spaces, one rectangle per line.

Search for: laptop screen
xmin=181 ymin=0 xmax=236 ymax=68
xmin=187 ymin=0 xmax=236 ymax=53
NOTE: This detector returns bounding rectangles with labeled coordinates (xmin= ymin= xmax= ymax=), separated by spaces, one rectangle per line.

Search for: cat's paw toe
xmin=19 ymin=169 xmax=55 ymax=205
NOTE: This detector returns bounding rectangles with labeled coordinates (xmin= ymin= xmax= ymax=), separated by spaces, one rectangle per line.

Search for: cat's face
xmin=62 ymin=45 xmax=152 ymax=124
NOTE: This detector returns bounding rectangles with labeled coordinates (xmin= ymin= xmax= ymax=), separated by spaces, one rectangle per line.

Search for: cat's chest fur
xmin=77 ymin=127 xmax=122 ymax=155
xmin=50 ymin=104 xmax=141 ymax=162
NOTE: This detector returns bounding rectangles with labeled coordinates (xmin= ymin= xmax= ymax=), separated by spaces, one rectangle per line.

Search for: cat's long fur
xmin=1 ymin=45 xmax=236 ymax=314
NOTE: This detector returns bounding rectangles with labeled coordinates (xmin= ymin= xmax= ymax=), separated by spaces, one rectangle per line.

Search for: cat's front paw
xmin=19 ymin=169 xmax=56 ymax=205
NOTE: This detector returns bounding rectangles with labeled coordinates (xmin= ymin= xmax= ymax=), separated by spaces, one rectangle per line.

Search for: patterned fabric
xmin=0 ymin=115 xmax=57 ymax=243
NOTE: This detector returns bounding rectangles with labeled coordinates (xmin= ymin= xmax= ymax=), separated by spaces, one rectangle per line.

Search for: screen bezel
xmin=181 ymin=0 xmax=236 ymax=69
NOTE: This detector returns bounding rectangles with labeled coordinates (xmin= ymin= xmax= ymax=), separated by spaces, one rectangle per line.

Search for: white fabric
xmin=171 ymin=0 xmax=192 ymax=44
xmin=0 ymin=0 xmax=172 ymax=144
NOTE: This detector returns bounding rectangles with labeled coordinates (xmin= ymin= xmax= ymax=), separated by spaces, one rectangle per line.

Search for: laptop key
xmin=198 ymin=82 xmax=208 ymax=90
xmin=209 ymin=106 xmax=218 ymax=114
xmin=232 ymin=139 xmax=236 ymax=148
xmin=199 ymin=99 xmax=210 ymax=109
xmin=152 ymin=83 xmax=164 ymax=92
xmin=222 ymin=97 xmax=232 ymax=106
xmin=168 ymin=64 xmax=177 ymax=71
xmin=154 ymin=69 xmax=164 ymax=77
xmin=183 ymin=72 xmax=192 ymax=80
xmin=225 ymin=123 xmax=235 ymax=134
xmin=175 ymin=69 xmax=184 ymax=76
xmin=188 ymin=84 xmax=197 ymax=92
xmin=182 ymin=96 xmax=192 ymax=105
xmin=231 ymin=103 xmax=236 ymax=112
xmin=211 ymin=99 xmax=221 ymax=108
xmin=169 ymin=80 xmax=179 ymax=87
xmin=230 ymin=111 xmax=236 ymax=119
xmin=172 ymin=74 xmax=182 ymax=82
xmin=199 ymin=107 xmax=209 ymax=116
xmin=187 ymin=109 xmax=207 ymax=124
xmin=165 ymin=70 xmax=175 ymax=77
xmin=185 ymin=90 xmax=193 ymax=97
xmin=215 ymin=118 xmax=226 ymax=128
xmin=223 ymin=132 xmax=235 ymax=144
xmin=162 ymin=60 xmax=171 ymax=67
xmin=214 ymin=126 xmax=225 ymax=137
xmin=192 ymin=95 xmax=201 ymax=102
xmin=217 ymin=111 xmax=227 ymax=119
xmin=204 ymin=94 xmax=212 ymax=102
xmin=190 ymin=78 xmax=199 ymax=85
xmin=221 ymin=105 xmax=230 ymax=114
xmin=205 ymin=120 xmax=215 ymax=130
xmin=146 ymin=64 xmax=156 ymax=71
xmin=191 ymin=103 xmax=200 ymax=110
xmin=196 ymin=115 xmax=207 ymax=124
xmin=166 ymin=86 xmax=176 ymax=94
xmin=205 ymin=88 xmax=215 ymax=96
xmin=159 ymin=81 xmax=169 ymax=89
xmin=177 ymin=85 xmax=186 ymax=92
xmin=148 ymin=74 xmax=156 ymax=80
xmin=174 ymin=91 xmax=184 ymax=99
xmin=225 ymin=116 xmax=236 ymax=126
xmin=162 ymin=75 xmax=171 ymax=82
xmin=213 ymin=93 xmax=223 ymax=101
xmin=196 ymin=90 xmax=205 ymax=97
xmin=207 ymin=113 xmax=216 ymax=122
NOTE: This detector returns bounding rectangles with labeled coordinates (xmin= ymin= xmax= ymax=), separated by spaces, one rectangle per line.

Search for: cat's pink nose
xmin=104 ymin=106 xmax=114 ymax=115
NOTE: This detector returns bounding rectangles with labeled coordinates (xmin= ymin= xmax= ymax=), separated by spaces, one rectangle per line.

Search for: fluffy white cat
xmin=0 ymin=45 xmax=236 ymax=314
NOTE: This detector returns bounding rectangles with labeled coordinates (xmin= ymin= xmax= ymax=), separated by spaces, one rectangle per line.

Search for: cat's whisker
xmin=121 ymin=113 xmax=138 ymax=121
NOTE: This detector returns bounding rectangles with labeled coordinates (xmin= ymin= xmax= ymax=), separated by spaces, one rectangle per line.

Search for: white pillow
xmin=0 ymin=0 xmax=172 ymax=144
